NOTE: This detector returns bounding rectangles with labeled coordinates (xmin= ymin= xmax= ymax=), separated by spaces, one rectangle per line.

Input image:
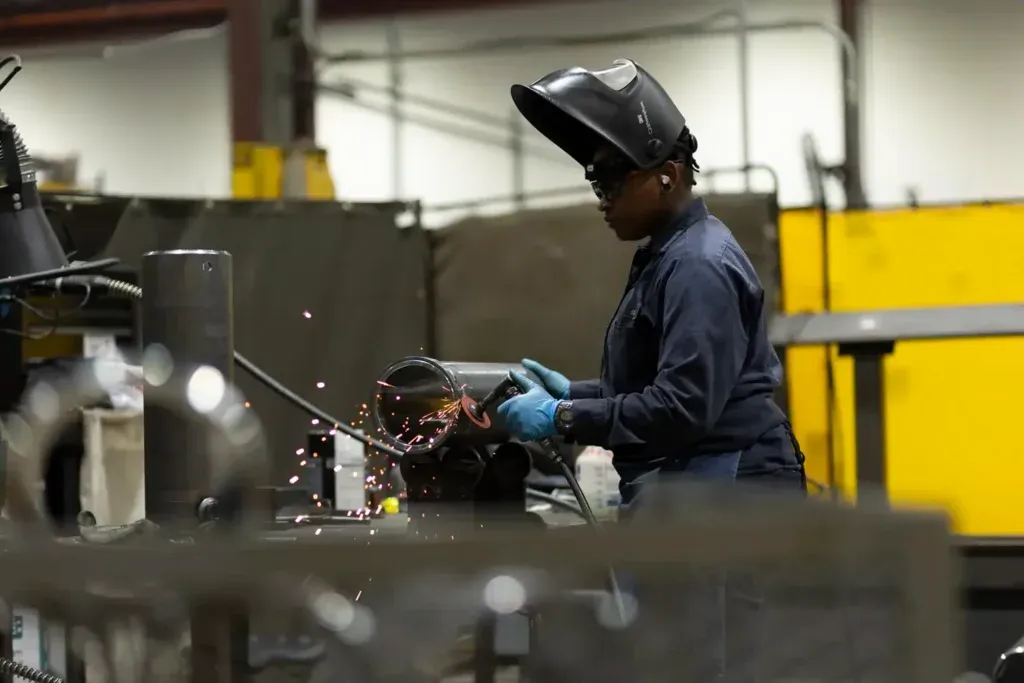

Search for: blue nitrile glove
xmin=497 ymin=371 xmax=559 ymax=441
xmin=521 ymin=358 xmax=570 ymax=399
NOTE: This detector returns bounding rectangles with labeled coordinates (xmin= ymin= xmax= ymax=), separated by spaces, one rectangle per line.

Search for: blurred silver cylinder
xmin=142 ymin=249 xmax=234 ymax=523
xmin=3 ymin=359 xmax=266 ymax=533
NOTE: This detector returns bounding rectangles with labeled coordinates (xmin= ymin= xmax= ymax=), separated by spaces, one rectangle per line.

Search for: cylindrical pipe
xmin=373 ymin=357 xmax=539 ymax=455
xmin=386 ymin=20 xmax=404 ymax=199
xmin=838 ymin=0 xmax=867 ymax=208
xmin=141 ymin=249 xmax=234 ymax=523
xmin=510 ymin=108 xmax=525 ymax=209
xmin=735 ymin=0 xmax=751 ymax=189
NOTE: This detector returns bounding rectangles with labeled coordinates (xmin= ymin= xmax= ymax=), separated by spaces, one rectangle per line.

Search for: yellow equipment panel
xmin=779 ymin=203 xmax=1024 ymax=535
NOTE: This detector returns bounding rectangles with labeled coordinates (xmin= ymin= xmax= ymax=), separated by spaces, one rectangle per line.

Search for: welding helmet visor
xmin=511 ymin=59 xmax=687 ymax=174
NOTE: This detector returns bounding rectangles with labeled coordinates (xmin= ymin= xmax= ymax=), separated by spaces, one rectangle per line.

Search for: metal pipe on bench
xmin=140 ymin=249 xmax=248 ymax=683
xmin=141 ymin=249 xmax=234 ymax=524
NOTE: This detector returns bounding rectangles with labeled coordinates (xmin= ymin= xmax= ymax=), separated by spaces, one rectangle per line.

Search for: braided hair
xmin=669 ymin=126 xmax=700 ymax=186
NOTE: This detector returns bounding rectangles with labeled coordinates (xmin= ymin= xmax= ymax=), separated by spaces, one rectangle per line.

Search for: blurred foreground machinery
xmin=0 ymin=469 xmax=958 ymax=683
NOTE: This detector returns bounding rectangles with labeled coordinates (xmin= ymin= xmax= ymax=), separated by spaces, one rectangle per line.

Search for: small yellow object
xmin=382 ymin=497 xmax=400 ymax=515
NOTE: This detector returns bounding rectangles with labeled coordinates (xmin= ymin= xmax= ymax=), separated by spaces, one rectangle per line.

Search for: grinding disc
xmin=460 ymin=395 xmax=491 ymax=429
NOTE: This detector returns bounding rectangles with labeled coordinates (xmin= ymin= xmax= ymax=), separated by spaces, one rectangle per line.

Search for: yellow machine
xmin=35 ymin=155 xmax=80 ymax=192
xmin=232 ymin=140 xmax=335 ymax=200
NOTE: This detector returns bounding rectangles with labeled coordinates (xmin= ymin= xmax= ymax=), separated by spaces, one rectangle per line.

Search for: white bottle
xmin=574 ymin=446 xmax=621 ymax=518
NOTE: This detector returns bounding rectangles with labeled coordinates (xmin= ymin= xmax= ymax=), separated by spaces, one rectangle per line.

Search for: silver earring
xmin=660 ymin=175 xmax=670 ymax=190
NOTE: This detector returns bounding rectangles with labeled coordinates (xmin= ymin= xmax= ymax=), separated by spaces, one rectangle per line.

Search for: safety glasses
xmin=585 ymin=155 xmax=639 ymax=201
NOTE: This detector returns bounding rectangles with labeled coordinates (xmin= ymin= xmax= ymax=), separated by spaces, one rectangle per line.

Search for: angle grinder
xmin=460 ymin=372 xmax=593 ymax=521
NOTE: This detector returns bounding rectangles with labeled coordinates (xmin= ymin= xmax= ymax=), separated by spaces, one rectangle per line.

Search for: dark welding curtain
xmin=430 ymin=193 xmax=780 ymax=380
xmin=102 ymin=199 xmax=428 ymax=481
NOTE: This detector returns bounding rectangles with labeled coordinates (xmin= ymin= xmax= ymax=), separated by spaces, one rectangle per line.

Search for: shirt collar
xmin=645 ymin=197 xmax=709 ymax=255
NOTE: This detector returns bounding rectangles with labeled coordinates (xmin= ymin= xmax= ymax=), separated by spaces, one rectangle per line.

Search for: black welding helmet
xmin=511 ymin=59 xmax=687 ymax=171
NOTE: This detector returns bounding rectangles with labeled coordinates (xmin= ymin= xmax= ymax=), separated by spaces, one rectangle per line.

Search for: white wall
xmin=1 ymin=32 xmax=230 ymax=198
xmin=316 ymin=0 xmax=1024 ymax=220
xmin=2 ymin=0 xmax=1021 ymax=217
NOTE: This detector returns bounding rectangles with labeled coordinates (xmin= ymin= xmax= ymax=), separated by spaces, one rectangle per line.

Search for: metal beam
xmin=0 ymin=6 xmax=222 ymax=48
xmin=0 ymin=0 xmax=568 ymax=47
xmin=838 ymin=0 xmax=867 ymax=208
xmin=0 ymin=0 xmax=222 ymax=26
xmin=316 ymin=0 xmax=565 ymax=20
xmin=293 ymin=0 xmax=317 ymax=140
xmin=227 ymin=0 xmax=296 ymax=145
xmin=769 ymin=306 xmax=1024 ymax=346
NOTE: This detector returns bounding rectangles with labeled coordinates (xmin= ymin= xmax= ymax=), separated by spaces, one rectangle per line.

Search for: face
xmin=586 ymin=146 xmax=666 ymax=241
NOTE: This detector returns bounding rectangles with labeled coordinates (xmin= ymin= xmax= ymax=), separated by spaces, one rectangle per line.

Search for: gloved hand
xmin=522 ymin=358 xmax=570 ymax=399
xmin=497 ymin=371 xmax=558 ymax=441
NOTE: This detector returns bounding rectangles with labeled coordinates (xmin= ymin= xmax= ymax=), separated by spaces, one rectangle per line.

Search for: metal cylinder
xmin=373 ymin=356 xmax=539 ymax=455
xmin=142 ymin=249 xmax=234 ymax=523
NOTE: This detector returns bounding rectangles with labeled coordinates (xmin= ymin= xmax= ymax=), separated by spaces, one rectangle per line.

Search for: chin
xmin=611 ymin=225 xmax=642 ymax=241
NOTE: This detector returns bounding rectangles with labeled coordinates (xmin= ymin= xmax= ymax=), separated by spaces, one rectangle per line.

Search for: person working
xmin=498 ymin=58 xmax=806 ymax=505
xmin=497 ymin=57 xmax=805 ymax=683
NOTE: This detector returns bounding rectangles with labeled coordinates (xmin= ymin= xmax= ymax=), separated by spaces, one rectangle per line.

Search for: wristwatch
xmin=553 ymin=400 xmax=575 ymax=435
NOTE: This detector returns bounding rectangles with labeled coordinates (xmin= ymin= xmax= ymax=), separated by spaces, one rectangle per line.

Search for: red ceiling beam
xmin=318 ymin=0 xmax=554 ymax=21
xmin=0 ymin=0 xmax=556 ymax=49
xmin=0 ymin=0 xmax=224 ymax=48
xmin=0 ymin=0 xmax=223 ymax=28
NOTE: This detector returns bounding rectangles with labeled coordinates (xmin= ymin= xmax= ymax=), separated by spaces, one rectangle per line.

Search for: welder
xmin=500 ymin=58 xmax=805 ymax=500
xmin=498 ymin=59 xmax=806 ymax=680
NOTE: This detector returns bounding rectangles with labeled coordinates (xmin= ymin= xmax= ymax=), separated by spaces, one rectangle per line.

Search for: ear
xmin=659 ymin=161 xmax=685 ymax=192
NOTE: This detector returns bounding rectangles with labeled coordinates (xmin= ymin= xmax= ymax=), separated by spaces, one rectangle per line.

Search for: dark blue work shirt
xmin=568 ymin=199 xmax=796 ymax=480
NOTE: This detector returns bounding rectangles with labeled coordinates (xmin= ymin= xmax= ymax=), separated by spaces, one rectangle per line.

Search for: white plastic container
xmin=333 ymin=430 xmax=368 ymax=513
xmin=574 ymin=446 xmax=621 ymax=518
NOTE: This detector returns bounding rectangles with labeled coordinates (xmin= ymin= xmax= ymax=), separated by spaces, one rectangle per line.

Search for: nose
xmin=597 ymin=199 xmax=611 ymax=212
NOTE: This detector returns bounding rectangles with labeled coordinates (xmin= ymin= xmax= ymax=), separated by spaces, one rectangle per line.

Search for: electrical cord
xmin=1 ymin=285 xmax=93 ymax=340
xmin=0 ymin=258 xmax=119 ymax=290
xmin=232 ymin=351 xmax=404 ymax=457
xmin=16 ymin=285 xmax=93 ymax=321
xmin=0 ymin=658 xmax=63 ymax=683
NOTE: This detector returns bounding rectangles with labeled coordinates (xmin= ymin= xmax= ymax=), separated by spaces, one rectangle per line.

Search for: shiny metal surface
xmin=373 ymin=357 xmax=538 ymax=455
xmin=142 ymin=249 xmax=235 ymax=523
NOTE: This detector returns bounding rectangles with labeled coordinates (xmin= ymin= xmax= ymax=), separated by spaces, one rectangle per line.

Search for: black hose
xmin=556 ymin=461 xmax=598 ymax=526
xmin=0 ymin=257 xmax=119 ymax=290
xmin=232 ymin=351 xmax=405 ymax=457
xmin=0 ymin=657 xmax=63 ymax=683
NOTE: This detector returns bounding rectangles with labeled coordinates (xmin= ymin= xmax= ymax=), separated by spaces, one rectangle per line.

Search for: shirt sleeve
xmin=570 ymin=256 xmax=748 ymax=449
xmin=568 ymin=379 xmax=604 ymax=399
